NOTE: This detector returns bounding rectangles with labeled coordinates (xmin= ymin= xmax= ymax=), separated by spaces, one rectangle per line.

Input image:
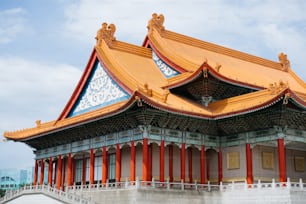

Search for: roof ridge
xmin=161 ymin=30 xmax=283 ymax=71
xmin=112 ymin=41 xmax=152 ymax=58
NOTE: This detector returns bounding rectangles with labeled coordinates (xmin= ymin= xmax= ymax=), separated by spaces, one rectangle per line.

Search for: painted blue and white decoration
xmin=69 ymin=60 xmax=130 ymax=117
xmin=152 ymin=51 xmax=180 ymax=78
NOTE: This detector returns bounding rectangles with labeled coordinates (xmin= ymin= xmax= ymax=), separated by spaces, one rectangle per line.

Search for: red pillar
xmin=48 ymin=157 xmax=53 ymax=186
xmin=169 ymin=145 xmax=173 ymax=182
xmin=246 ymin=144 xmax=253 ymax=184
xmin=57 ymin=155 xmax=62 ymax=190
xmin=142 ymin=138 xmax=148 ymax=181
xmin=102 ymin=147 xmax=108 ymax=184
xmin=130 ymin=141 xmax=135 ymax=182
xmin=218 ymin=149 xmax=222 ymax=184
xmin=90 ymin=149 xmax=95 ymax=184
xmin=40 ymin=159 xmax=44 ymax=185
xmin=188 ymin=148 xmax=192 ymax=183
xmin=181 ymin=143 xmax=186 ymax=182
xmin=34 ymin=160 xmax=38 ymax=186
xmin=200 ymin=145 xmax=205 ymax=184
xmin=67 ymin=153 xmax=72 ymax=186
xmin=82 ymin=154 xmax=86 ymax=185
xmin=278 ymin=138 xmax=287 ymax=182
xmin=160 ymin=140 xmax=165 ymax=182
xmin=148 ymin=144 xmax=152 ymax=181
xmin=116 ymin=144 xmax=121 ymax=182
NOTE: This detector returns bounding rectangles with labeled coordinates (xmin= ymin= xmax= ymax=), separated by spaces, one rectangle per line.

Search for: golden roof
xmin=4 ymin=14 xmax=306 ymax=141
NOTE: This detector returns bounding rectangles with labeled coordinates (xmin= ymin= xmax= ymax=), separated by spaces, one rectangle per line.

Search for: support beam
xmin=218 ymin=149 xmax=222 ymax=184
xmin=116 ymin=144 xmax=121 ymax=182
xmin=188 ymin=148 xmax=192 ymax=183
xmin=142 ymin=138 xmax=148 ymax=181
xmin=102 ymin=146 xmax=108 ymax=184
xmin=246 ymin=144 xmax=253 ymax=184
xmin=278 ymin=138 xmax=287 ymax=182
xmin=40 ymin=159 xmax=44 ymax=185
xmin=34 ymin=160 xmax=38 ymax=186
xmin=181 ymin=143 xmax=186 ymax=182
xmin=200 ymin=145 xmax=205 ymax=184
xmin=48 ymin=157 xmax=53 ymax=186
xmin=90 ymin=149 xmax=95 ymax=184
xmin=82 ymin=154 xmax=86 ymax=185
xmin=57 ymin=155 xmax=62 ymax=190
xmin=169 ymin=145 xmax=173 ymax=182
xmin=130 ymin=141 xmax=135 ymax=182
xmin=160 ymin=140 xmax=165 ymax=182
xmin=67 ymin=153 xmax=72 ymax=186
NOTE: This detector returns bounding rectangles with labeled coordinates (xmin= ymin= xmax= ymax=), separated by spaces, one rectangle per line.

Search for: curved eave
xmin=137 ymin=88 xmax=292 ymax=120
xmin=4 ymin=94 xmax=138 ymax=142
xmin=288 ymin=89 xmax=306 ymax=109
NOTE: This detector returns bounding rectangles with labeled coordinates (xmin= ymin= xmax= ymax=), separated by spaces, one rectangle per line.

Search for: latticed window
xmin=95 ymin=156 xmax=102 ymax=181
xmin=75 ymin=159 xmax=83 ymax=183
xmin=108 ymin=154 xmax=116 ymax=182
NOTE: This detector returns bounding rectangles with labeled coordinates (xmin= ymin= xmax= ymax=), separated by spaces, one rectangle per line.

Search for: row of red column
xmin=33 ymin=138 xmax=286 ymax=187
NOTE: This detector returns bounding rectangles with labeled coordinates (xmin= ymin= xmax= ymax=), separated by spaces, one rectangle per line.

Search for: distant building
xmin=0 ymin=168 xmax=33 ymax=190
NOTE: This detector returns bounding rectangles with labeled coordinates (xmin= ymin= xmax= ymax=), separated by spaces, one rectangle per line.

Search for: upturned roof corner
xmin=95 ymin=22 xmax=116 ymax=47
xmin=147 ymin=13 xmax=165 ymax=34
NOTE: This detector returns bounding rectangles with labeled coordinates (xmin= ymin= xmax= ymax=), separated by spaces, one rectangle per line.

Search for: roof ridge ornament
xmin=278 ymin=52 xmax=290 ymax=72
xmin=268 ymin=80 xmax=288 ymax=94
xmin=147 ymin=13 xmax=165 ymax=33
xmin=95 ymin=22 xmax=116 ymax=47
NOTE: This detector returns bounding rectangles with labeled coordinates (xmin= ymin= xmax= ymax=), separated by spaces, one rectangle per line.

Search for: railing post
xmin=125 ymin=177 xmax=129 ymax=188
xmin=244 ymin=179 xmax=248 ymax=190
xmin=167 ymin=178 xmax=170 ymax=190
xmin=220 ymin=182 xmax=223 ymax=192
xmin=231 ymin=181 xmax=235 ymax=190
xmin=258 ymin=179 xmax=261 ymax=189
xmin=208 ymin=181 xmax=211 ymax=192
xmin=152 ymin=177 xmax=155 ymax=188
xmin=136 ymin=177 xmax=140 ymax=189
xmin=287 ymin=178 xmax=291 ymax=190
xmin=106 ymin=179 xmax=109 ymax=190
xmin=299 ymin=178 xmax=303 ymax=190
xmin=195 ymin=180 xmax=197 ymax=191
xmin=272 ymin=178 xmax=275 ymax=189
xmin=181 ymin=179 xmax=184 ymax=191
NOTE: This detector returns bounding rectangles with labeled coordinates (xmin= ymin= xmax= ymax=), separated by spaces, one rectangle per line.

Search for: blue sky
xmin=1 ymin=0 xmax=306 ymax=169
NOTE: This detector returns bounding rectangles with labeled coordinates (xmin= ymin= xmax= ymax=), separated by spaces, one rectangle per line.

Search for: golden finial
xmin=35 ymin=120 xmax=41 ymax=128
xmin=278 ymin=52 xmax=290 ymax=71
xmin=95 ymin=22 xmax=116 ymax=47
xmin=147 ymin=13 xmax=165 ymax=33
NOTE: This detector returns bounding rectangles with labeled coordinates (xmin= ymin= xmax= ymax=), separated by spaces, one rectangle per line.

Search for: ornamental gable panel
xmin=69 ymin=59 xmax=130 ymax=117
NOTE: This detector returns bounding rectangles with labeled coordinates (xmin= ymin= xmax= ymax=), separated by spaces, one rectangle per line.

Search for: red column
xmin=116 ymin=144 xmax=121 ymax=182
xmin=169 ymin=145 xmax=173 ymax=182
xmin=218 ymin=149 xmax=222 ymax=184
xmin=160 ymin=140 xmax=165 ymax=182
xmin=148 ymin=144 xmax=152 ymax=181
xmin=188 ymin=148 xmax=193 ymax=183
xmin=142 ymin=138 xmax=148 ymax=181
xmin=34 ymin=160 xmax=38 ymax=186
xmin=82 ymin=155 xmax=86 ymax=185
xmin=67 ymin=153 xmax=72 ymax=186
xmin=130 ymin=141 xmax=135 ymax=182
xmin=40 ymin=159 xmax=45 ymax=185
xmin=246 ymin=144 xmax=253 ymax=184
xmin=90 ymin=149 xmax=95 ymax=184
xmin=48 ymin=157 xmax=53 ymax=186
xmin=57 ymin=155 xmax=62 ymax=190
xmin=102 ymin=147 xmax=108 ymax=184
xmin=181 ymin=143 xmax=186 ymax=182
xmin=200 ymin=145 xmax=205 ymax=184
xmin=278 ymin=138 xmax=287 ymax=182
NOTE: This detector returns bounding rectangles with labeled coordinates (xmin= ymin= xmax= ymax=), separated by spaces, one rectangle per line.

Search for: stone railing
xmin=0 ymin=184 xmax=95 ymax=204
xmin=66 ymin=177 xmax=306 ymax=193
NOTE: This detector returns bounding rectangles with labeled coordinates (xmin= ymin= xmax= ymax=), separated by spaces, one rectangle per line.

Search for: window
xmin=108 ymin=154 xmax=116 ymax=182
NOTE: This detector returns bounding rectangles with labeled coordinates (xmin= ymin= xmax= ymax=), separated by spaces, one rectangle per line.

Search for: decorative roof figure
xmin=95 ymin=22 xmax=116 ymax=47
xmin=278 ymin=52 xmax=290 ymax=71
xmin=147 ymin=13 xmax=165 ymax=33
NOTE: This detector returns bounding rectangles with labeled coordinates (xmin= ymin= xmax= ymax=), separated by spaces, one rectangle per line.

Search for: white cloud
xmin=0 ymin=8 xmax=27 ymax=44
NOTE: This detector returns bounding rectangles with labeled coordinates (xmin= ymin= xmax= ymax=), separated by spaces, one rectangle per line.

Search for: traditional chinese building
xmin=4 ymin=13 xmax=306 ymax=199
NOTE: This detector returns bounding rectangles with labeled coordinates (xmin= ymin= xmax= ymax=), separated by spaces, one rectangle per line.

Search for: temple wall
xmin=135 ymin=143 xmax=143 ymax=179
xmin=222 ymin=145 xmax=246 ymax=182
xmin=152 ymin=143 xmax=160 ymax=179
xmin=191 ymin=147 xmax=200 ymax=182
xmin=121 ymin=146 xmax=130 ymax=179
xmin=207 ymin=149 xmax=218 ymax=183
xmin=253 ymin=145 xmax=278 ymax=181
xmin=286 ymin=149 xmax=306 ymax=181
xmin=173 ymin=145 xmax=180 ymax=181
